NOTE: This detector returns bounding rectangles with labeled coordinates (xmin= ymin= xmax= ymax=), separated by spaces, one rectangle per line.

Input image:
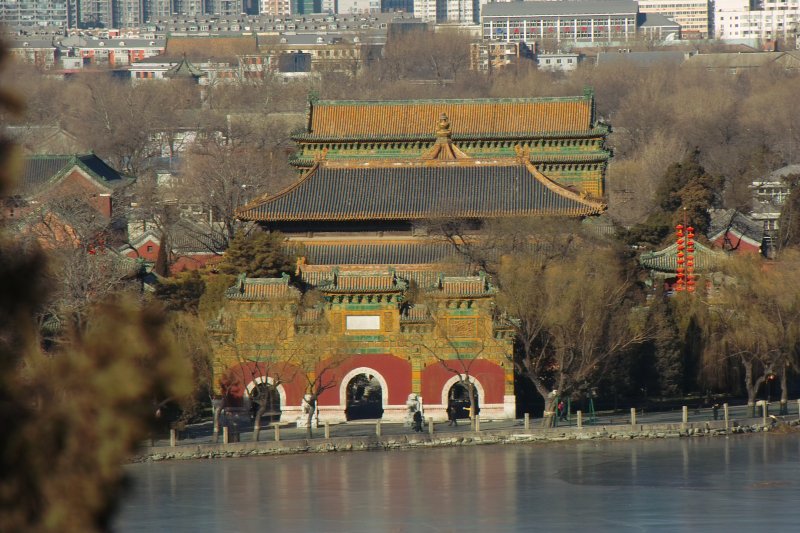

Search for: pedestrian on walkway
xmin=447 ymin=405 xmax=458 ymax=427
xmin=413 ymin=409 xmax=423 ymax=432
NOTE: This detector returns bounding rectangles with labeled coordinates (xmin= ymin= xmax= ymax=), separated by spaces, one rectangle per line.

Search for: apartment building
xmin=481 ymin=0 xmax=639 ymax=45
xmin=638 ymin=0 xmax=709 ymax=38
xmin=413 ymin=0 xmax=480 ymax=24
xmin=259 ymin=0 xmax=291 ymax=16
xmin=715 ymin=0 xmax=800 ymax=40
xmin=0 ymin=0 xmax=70 ymax=29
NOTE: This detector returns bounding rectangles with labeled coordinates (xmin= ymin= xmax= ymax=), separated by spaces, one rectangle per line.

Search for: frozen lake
xmin=116 ymin=433 xmax=800 ymax=532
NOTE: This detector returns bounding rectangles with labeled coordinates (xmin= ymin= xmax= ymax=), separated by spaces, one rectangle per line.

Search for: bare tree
xmin=703 ymin=252 xmax=800 ymax=416
xmin=406 ymin=295 xmax=495 ymax=425
xmin=426 ymin=217 xmax=648 ymax=426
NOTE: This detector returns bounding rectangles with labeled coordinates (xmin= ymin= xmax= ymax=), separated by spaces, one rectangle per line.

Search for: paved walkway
xmin=146 ymin=401 xmax=800 ymax=448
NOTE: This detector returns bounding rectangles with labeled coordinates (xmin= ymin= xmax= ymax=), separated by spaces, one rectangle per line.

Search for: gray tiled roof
xmin=638 ymin=12 xmax=679 ymax=28
xmin=18 ymin=154 xmax=125 ymax=197
xmin=707 ymin=209 xmax=764 ymax=244
xmin=289 ymin=241 xmax=458 ymax=265
xmin=596 ymin=51 xmax=686 ymax=67
xmin=238 ymin=161 xmax=604 ymax=222
xmin=768 ymin=164 xmax=800 ymax=180
xmin=482 ymin=0 xmax=638 ymax=18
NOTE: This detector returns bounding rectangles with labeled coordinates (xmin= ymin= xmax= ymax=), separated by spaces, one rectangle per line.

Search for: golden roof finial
xmin=435 ymin=112 xmax=451 ymax=139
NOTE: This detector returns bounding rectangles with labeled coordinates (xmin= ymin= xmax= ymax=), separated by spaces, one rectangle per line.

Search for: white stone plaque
xmin=346 ymin=315 xmax=381 ymax=330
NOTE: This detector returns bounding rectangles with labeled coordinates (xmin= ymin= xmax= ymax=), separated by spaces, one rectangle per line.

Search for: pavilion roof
xmin=238 ymin=158 xmax=605 ymax=223
xmin=298 ymin=95 xmax=597 ymax=140
xmin=164 ymin=55 xmax=205 ymax=78
xmin=638 ymin=240 xmax=723 ymax=273
xmin=316 ymin=269 xmax=408 ymax=294
xmin=225 ymin=274 xmax=300 ymax=301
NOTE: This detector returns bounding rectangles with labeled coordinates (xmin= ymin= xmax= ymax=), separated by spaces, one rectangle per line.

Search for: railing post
xmin=169 ymin=428 xmax=177 ymax=447
xmin=428 ymin=417 xmax=434 ymax=435
xmin=223 ymin=426 xmax=229 ymax=445
xmin=524 ymin=413 xmax=530 ymax=430
xmin=273 ymin=423 xmax=281 ymax=442
xmin=324 ymin=421 xmax=330 ymax=439
xmin=376 ymin=420 xmax=381 ymax=437
xmin=475 ymin=416 xmax=481 ymax=432
xmin=577 ymin=410 xmax=583 ymax=429
xmin=724 ymin=403 xmax=730 ymax=431
xmin=630 ymin=407 xmax=636 ymax=427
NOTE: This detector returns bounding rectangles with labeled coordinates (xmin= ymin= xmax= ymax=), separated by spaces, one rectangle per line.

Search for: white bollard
xmin=577 ymin=410 xmax=583 ymax=429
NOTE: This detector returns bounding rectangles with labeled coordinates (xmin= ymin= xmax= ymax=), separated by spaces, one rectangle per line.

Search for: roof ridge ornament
xmin=513 ymin=144 xmax=530 ymax=163
xmin=421 ymin=112 xmax=469 ymax=161
xmin=436 ymin=112 xmax=451 ymax=139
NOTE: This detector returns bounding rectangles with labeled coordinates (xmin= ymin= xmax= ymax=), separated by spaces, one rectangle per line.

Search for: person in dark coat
xmin=413 ymin=409 xmax=423 ymax=432
xmin=447 ymin=405 xmax=458 ymax=427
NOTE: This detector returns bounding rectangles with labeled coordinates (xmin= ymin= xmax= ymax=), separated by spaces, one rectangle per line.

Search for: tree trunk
xmin=779 ymin=366 xmax=789 ymax=415
xmin=253 ymin=402 xmax=267 ymax=442
xmin=305 ymin=396 xmax=316 ymax=439
xmin=744 ymin=360 xmax=757 ymax=417
xmin=466 ymin=379 xmax=476 ymax=429
xmin=540 ymin=390 xmax=558 ymax=429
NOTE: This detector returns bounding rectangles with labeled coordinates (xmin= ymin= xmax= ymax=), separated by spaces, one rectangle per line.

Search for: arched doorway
xmin=248 ymin=381 xmax=282 ymax=423
xmin=345 ymin=373 xmax=384 ymax=420
xmin=448 ymin=381 xmax=480 ymax=420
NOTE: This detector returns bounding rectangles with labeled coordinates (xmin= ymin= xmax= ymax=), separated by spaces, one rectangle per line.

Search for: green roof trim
xmin=292 ymin=126 xmax=610 ymax=142
xmin=313 ymin=95 xmax=592 ymax=107
xmin=638 ymin=241 xmax=724 ymax=273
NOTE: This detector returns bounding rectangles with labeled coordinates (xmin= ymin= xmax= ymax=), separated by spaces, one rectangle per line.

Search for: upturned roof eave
xmin=240 ymin=208 xmax=604 ymax=223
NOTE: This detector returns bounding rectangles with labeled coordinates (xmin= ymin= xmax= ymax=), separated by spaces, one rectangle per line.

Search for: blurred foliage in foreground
xmin=0 ymin=41 xmax=193 ymax=533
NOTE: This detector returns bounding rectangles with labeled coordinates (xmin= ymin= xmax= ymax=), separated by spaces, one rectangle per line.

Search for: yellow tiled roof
xmin=308 ymin=97 xmax=593 ymax=138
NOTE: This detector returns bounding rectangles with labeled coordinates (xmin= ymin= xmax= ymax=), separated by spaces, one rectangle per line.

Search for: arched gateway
xmin=339 ymin=367 xmax=388 ymax=421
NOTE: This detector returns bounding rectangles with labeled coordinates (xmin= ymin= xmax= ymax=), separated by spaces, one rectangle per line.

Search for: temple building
xmin=209 ymin=93 xmax=610 ymax=425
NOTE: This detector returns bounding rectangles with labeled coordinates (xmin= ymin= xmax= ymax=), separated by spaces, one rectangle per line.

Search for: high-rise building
xmin=715 ymin=0 xmax=800 ymax=40
xmin=114 ymin=0 xmax=143 ymax=27
xmin=205 ymin=0 xmax=243 ymax=15
xmin=290 ymin=0 xmax=321 ymax=14
xmin=381 ymin=0 xmax=413 ymax=12
xmin=173 ymin=0 xmax=204 ymax=17
xmin=638 ymin=0 xmax=709 ymax=38
xmin=413 ymin=0 xmax=476 ymax=24
xmin=0 ymin=0 xmax=70 ymax=28
xmin=78 ymin=0 xmax=114 ymax=27
xmin=259 ymin=0 xmax=291 ymax=16
xmin=144 ymin=0 xmax=172 ymax=21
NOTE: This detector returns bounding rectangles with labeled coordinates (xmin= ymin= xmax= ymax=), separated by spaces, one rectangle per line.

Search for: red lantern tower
xmin=685 ymin=226 xmax=696 ymax=293
xmin=675 ymin=224 xmax=685 ymax=292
